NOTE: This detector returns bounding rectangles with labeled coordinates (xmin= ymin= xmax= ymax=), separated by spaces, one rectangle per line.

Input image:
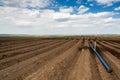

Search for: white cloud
xmin=76 ymin=0 xmax=81 ymax=4
xmin=0 ymin=6 xmax=120 ymax=35
xmin=90 ymin=4 xmax=94 ymax=6
xmin=60 ymin=7 xmax=73 ymax=13
xmin=96 ymin=0 xmax=120 ymax=6
xmin=114 ymin=6 xmax=120 ymax=11
xmin=78 ymin=5 xmax=89 ymax=14
xmin=0 ymin=0 xmax=53 ymax=8
xmin=87 ymin=0 xmax=93 ymax=2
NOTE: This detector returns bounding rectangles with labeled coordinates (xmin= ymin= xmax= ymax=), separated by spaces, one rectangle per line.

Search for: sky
xmin=0 ymin=0 xmax=120 ymax=35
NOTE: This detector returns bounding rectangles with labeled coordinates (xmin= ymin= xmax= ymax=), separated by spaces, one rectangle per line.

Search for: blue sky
xmin=0 ymin=0 xmax=120 ymax=35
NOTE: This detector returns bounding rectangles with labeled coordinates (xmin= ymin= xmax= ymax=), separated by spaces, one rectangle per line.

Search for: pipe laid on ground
xmin=88 ymin=42 xmax=112 ymax=73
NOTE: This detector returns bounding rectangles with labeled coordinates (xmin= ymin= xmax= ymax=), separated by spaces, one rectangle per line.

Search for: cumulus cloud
xmin=0 ymin=0 xmax=53 ymax=8
xmin=78 ymin=5 xmax=89 ymax=14
xmin=114 ymin=6 xmax=120 ymax=11
xmin=96 ymin=0 xmax=120 ymax=6
xmin=0 ymin=6 xmax=120 ymax=35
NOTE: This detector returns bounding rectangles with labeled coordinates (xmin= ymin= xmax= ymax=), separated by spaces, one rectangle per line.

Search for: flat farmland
xmin=0 ymin=36 xmax=120 ymax=80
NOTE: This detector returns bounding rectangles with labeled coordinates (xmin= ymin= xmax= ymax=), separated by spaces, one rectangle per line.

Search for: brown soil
xmin=0 ymin=36 xmax=120 ymax=80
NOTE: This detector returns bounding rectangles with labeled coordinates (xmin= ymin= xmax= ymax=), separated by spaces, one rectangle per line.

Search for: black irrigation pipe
xmin=88 ymin=42 xmax=112 ymax=73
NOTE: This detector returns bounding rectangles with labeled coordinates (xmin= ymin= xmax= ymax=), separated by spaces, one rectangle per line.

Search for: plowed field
xmin=0 ymin=36 xmax=120 ymax=80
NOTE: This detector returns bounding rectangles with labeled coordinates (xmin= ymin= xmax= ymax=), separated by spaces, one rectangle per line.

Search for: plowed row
xmin=0 ymin=36 xmax=120 ymax=80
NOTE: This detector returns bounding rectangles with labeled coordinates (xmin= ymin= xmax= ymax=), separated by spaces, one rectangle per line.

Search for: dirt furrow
xmin=108 ymin=40 xmax=120 ymax=45
xmin=0 ymin=36 xmax=119 ymax=80
xmin=64 ymin=49 xmax=92 ymax=80
xmin=98 ymin=41 xmax=120 ymax=53
xmin=0 ymin=40 xmax=66 ymax=70
xmin=94 ymin=43 xmax=120 ymax=80
xmin=97 ymin=41 xmax=120 ymax=59
xmin=0 ymin=40 xmax=52 ymax=53
xmin=24 ymin=40 xmax=81 ymax=80
xmin=0 ymin=39 xmax=40 ymax=50
xmin=102 ymin=41 xmax=120 ymax=49
xmin=89 ymin=39 xmax=120 ymax=80
xmin=0 ymin=38 xmax=34 ymax=47
xmin=89 ymin=50 xmax=102 ymax=80
xmin=0 ymin=40 xmax=59 ymax=60
xmin=108 ymin=41 xmax=120 ymax=46
xmin=0 ymin=40 xmax=78 ymax=80
xmin=95 ymin=54 xmax=119 ymax=80
xmin=101 ymin=51 xmax=120 ymax=79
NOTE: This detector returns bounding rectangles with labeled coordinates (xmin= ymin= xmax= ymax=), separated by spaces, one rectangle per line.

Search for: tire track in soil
xmin=0 ymin=40 xmax=78 ymax=80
